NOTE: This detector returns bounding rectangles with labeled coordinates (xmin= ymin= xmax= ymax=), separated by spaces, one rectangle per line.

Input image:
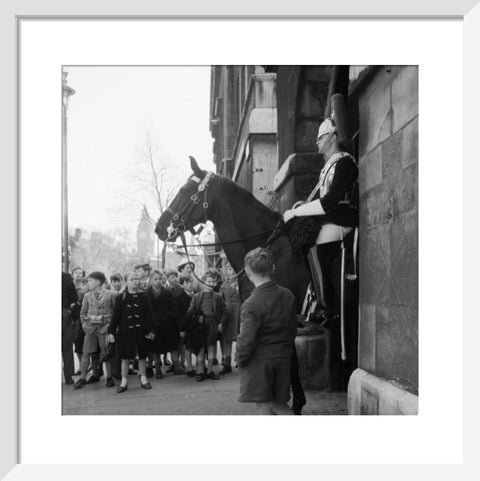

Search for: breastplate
xmin=319 ymin=151 xmax=355 ymax=200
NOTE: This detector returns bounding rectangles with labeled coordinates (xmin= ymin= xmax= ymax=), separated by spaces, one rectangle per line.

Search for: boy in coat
xmin=237 ymin=248 xmax=297 ymax=415
xmin=73 ymin=271 xmax=117 ymax=389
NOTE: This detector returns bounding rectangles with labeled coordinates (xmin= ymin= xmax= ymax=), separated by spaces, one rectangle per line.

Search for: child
xmin=71 ymin=269 xmax=88 ymax=373
xmin=174 ymin=275 xmax=195 ymax=376
xmin=110 ymin=273 xmax=123 ymax=294
xmin=178 ymin=260 xmax=200 ymax=293
xmin=109 ymin=273 xmax=124 ymax=380
xmin=107 ymin=272 xmax=155 ymax=393
xmin=73 ymin=271 xmax=117 ymax=390
xmin=236 ymin=248 xmax=297 ymax=415
xmin=134 ymin=263 xmax=151 ymax=291
xmin=145 ymin=270 xmax=182 ymax=378
xmin=220 ymin=263 xmax=241 ymax=375
xmin=182 ymin=271 xmax=228 ymax=382
xmin=166 ymin=269 xmax=183 ymax=297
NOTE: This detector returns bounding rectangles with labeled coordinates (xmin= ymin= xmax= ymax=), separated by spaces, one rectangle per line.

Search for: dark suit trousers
xmin=62 ymin=309 xmax=75 ymax=378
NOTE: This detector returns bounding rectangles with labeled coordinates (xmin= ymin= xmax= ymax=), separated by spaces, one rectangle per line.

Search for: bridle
xmin=165 ymin=171 xmax=215 ymax=241
xmin=163 ymin=170 xmax=287 ymax=288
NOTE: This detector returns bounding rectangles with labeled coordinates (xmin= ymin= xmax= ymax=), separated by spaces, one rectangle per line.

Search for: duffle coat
xmin=108 ymin=290 xmax=154 ymax=360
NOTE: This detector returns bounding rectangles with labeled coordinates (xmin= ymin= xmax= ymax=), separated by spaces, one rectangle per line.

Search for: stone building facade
xmin=209 ymin=65 xmax=418 ymax=414
xmin=348 ymin=66 xmax=418 ymax=414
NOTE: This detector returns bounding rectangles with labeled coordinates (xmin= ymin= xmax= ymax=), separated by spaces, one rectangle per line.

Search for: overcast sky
xmin=65 ymin=66 xmax=213 ymax=245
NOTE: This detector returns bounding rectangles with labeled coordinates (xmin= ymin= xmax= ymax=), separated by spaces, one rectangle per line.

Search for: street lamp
xmin=62 ymin=71 xmax=75 ymax=273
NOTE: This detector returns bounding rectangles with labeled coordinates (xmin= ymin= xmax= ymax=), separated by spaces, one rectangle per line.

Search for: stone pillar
xmin=232 ymin=73 xmax=278 ymax=200
xmin=272 ymin=152 xmax=323 ymax=213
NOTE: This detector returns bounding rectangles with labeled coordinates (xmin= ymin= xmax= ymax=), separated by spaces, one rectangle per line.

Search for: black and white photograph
xmin=61 ymin=65 xmax=418 ymax=416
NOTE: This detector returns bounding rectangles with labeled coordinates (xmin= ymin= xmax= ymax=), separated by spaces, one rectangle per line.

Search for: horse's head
xmin=155 ymin=156 xmax=214 ymax=242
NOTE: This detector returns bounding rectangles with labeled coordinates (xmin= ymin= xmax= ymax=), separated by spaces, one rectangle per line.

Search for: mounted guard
xmin=283 ymin=93 xmax=359 ymax=370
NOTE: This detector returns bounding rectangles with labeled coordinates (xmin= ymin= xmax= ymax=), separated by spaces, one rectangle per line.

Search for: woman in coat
xmin=108 ymin=272 xmax=155 ymax=393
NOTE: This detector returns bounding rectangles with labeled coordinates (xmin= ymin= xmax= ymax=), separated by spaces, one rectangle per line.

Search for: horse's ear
xmin=189 ymin=156 xmax=203 ymax=177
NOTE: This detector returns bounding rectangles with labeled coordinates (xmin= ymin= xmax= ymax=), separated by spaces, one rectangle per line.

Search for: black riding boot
xmin=290 ymin=348 xmax=307 ymax=415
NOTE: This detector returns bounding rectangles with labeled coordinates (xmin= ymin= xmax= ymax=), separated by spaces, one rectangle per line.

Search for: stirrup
xmin=309 ymin=308 xmax=338 ymax=328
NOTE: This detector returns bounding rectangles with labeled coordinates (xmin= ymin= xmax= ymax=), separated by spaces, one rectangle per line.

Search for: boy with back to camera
xmin=236 ymin=248 xmax=297 ymax=415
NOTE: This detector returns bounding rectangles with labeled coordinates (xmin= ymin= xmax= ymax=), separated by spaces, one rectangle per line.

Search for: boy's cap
xmin=134 ymin=263 xmax=151 ymax=271
xmin=178 ymin=260 xmax=195 ymax=271
xmin=87 ymin=271 xmax=106 ymax=284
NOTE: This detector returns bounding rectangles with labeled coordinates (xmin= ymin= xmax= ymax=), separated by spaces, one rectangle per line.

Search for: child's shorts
xmin=83 ymin=331 xmax=107 ymax=355
xmin=239 ymin=357 xmax=291 ymax=404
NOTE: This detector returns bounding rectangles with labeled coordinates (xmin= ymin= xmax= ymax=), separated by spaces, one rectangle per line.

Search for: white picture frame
xmin=2 ymin=0 xmax=479 ymax=479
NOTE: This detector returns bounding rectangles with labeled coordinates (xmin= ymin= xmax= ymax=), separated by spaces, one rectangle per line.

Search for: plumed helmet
xmin=316 ymin=117 xmax=336 ymax=141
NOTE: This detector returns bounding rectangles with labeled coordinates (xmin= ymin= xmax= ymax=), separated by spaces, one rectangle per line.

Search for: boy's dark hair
xmin=110 ymin=273 xmax=122 ymax=282
xmin=179 ymin=274 xmax=193 ymax=285
xmin=245 ymin=248 xmax=274 ymax=275
xmin=165 ymin=269 xmax=178 ymax=278
xmin=87 ymin=271 xmax=106 ymax=284
xmin=150 ymin=269 xmax=164 ymax=278
xmin=201 ymin=272 xmax=218 ymax=283
xmin=204 ymin=267 xmax=222 ymax=282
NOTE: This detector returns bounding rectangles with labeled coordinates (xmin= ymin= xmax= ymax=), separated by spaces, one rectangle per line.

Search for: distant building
xmin=136 ymin=207 xmax=155 ymax=257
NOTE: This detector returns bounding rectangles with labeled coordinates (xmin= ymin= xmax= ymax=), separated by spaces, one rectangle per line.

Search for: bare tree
xmin=131 ymin=132 xmax=179 ymax=268
xmin=70 ymin=230 xmax=131 ymax=275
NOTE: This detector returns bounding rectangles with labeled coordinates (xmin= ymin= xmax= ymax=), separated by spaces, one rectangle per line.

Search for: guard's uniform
xmin=309 ymin=151 xmax=358 ymax=313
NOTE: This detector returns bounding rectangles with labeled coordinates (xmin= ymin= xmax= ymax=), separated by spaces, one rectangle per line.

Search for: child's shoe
xmin=207 ymin=372 xmax=220 ymax=380
xmin=220 ymin=365 xmax=232 ymax=375
xmin=195 ymin=373 xmax=206 ymax=382
xmin=86 ymin=375 xmax=100 ymax=384
xmin=73 ymin=379 xmax=86 ymax=390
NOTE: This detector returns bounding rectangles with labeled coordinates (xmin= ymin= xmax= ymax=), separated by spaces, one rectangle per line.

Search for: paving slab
xmin=63 ymin=369 xmax=347 ymax=416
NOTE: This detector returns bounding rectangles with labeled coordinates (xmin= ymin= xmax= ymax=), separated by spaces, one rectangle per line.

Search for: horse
xmin=155 ymin=156 xmax=358 ymax=397
xmin=155 ymin=157 xmax=311 ymax=305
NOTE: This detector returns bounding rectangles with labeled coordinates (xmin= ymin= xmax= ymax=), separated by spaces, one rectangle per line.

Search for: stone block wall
xmin=358 ymin=66 xmax=418 ymax=395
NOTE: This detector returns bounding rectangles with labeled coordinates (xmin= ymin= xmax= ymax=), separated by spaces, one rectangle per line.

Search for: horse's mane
xmin=214 ymin=174 xmax=281 ymax=223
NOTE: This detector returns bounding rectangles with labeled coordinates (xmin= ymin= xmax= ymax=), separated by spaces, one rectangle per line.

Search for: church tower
xmin=136 ymin=207 xmax=154 ymax=257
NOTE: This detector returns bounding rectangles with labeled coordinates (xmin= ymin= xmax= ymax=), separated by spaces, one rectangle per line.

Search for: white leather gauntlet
xmin=293 ymin=199 xmax=326 ymax=217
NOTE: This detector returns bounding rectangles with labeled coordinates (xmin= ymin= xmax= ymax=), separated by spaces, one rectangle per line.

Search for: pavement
xmin=63 ymin=368 xmax=347 ymax=416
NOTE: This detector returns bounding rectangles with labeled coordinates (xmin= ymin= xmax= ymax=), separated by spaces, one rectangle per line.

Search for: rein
xmin=178 ymin=220 xmax=286 ymax=289
xmin=172 ymin=226 xmax=281 ymax=249
xmin=165 ymin=170 xmax=288 ymax=289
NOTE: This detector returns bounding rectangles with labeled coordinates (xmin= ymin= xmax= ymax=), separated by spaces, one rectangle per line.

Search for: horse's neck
xmin=209 ymin=189 xmax=278 ymax=273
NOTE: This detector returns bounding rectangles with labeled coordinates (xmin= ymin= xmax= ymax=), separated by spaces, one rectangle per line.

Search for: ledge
xmin=347 ymin=368 xmax=418 ymax=415
xmin=273 ymin=152 xmax=323 ymax=191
